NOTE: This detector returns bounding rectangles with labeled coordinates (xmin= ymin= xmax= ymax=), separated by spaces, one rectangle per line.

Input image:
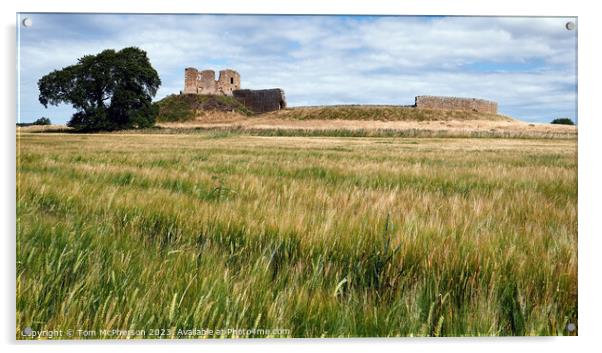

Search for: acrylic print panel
xmin=16 ymin=13 xmax=577 ymax=339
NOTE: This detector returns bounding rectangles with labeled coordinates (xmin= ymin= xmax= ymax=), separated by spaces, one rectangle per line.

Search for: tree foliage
xmin=550 ymin=118 xmax=575 ymax=126
xmin=16 ymin=117 xmax=51 ymax=127
xmin=38 ymin=47 xmax=161 ymax=131
xmin=33 ymin=117 xmax=51 ymax=125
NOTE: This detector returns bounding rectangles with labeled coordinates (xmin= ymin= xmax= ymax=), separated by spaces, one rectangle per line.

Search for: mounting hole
xmin=565 ymin=21 xmax=575 ymax=31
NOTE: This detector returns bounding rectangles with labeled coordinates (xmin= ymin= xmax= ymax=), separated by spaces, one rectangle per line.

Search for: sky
xmin=17 ymin=14 xmax=577 ymax=124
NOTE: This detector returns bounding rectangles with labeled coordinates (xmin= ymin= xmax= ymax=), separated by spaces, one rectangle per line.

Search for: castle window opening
xmin=230 ymin=78 xmax=234 ymax=84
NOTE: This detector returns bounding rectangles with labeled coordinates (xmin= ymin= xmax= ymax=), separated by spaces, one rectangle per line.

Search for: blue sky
xmin=17 ymin=14 xmax=577 ymax=123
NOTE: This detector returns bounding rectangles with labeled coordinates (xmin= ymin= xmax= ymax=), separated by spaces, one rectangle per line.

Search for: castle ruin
xmin=183 ymin=68 xmax=498 ymax=115
xmin=183 ymin=67 xmax=286 ymax=113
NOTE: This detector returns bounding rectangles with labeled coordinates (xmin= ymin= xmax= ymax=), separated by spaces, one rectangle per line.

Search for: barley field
xmin=16 ymin=132 xmax=577 ymax=338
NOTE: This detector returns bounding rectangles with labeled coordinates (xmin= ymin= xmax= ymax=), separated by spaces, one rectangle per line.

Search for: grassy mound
xmin=154 ymin=94 xmax=253 ymax=122
xmin=264 ymin=105 xmax=514 ymax=122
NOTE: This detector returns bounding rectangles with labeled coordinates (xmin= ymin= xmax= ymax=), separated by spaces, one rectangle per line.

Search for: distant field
xmin=17 ymin=133 xmax=577 ymax=338
xmin=18 ymin=104 xmax=578 ymax=139
xmin=156 ymin=117 xmax=577 ymax=139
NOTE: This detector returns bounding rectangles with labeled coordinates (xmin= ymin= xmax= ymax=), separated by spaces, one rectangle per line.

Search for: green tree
xmin=550 ymin=118 xmax=575 ymax=125
xmin=38 ymin=47 xmax=161 ymax=131
xmin=32 ymin=117 xmax=51 ymax=125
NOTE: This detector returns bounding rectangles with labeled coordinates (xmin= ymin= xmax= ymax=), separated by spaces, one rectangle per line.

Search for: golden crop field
xmin=16 ymin=132 xmax=577 ymax=338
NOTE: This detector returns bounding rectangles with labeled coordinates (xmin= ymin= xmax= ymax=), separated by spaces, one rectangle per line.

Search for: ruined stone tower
xmin=216 ymin=69 xmax=241 ymax=96
xmin=183 ymin=68 xmax=241 ymax=95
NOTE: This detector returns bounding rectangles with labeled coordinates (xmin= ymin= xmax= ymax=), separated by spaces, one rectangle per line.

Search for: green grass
xmin=111 ymin=126 xmax=575 ymax=140
xmin=154 ymin=94 xmax=253 ymax=122
xmin=266 ymin=105 xmax=514 ymax=122
xmin=16 ymin=133 xmax=577 ymax=338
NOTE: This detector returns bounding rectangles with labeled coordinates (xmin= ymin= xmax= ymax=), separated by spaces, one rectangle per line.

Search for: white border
xmin=2 ymin=1 xmax=601 ymax=353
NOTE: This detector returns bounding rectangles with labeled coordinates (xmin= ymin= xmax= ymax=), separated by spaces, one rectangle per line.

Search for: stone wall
xmin=233 ymin=89 xmax=287 ymax=114
xmin=415 ymin=96 xmax=497 ymax=114
xmin=198 ymin=70 xmax=217 ymax=94
xmin=183 ymin=67 xmax=199 ymax=94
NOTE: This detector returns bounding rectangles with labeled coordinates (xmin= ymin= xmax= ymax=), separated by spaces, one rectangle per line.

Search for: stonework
xmin=183 ymin=67 xmax=286 ymax=114
xmin=183 ymin=67 xmax=241 ymax=95
xmin=233 ymin=89 xmax=287 ymax=114
xmin=415 ymin=96 xmax=498 ymax=114
xmin=217 ymin=69 xmax=241 ymax=96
